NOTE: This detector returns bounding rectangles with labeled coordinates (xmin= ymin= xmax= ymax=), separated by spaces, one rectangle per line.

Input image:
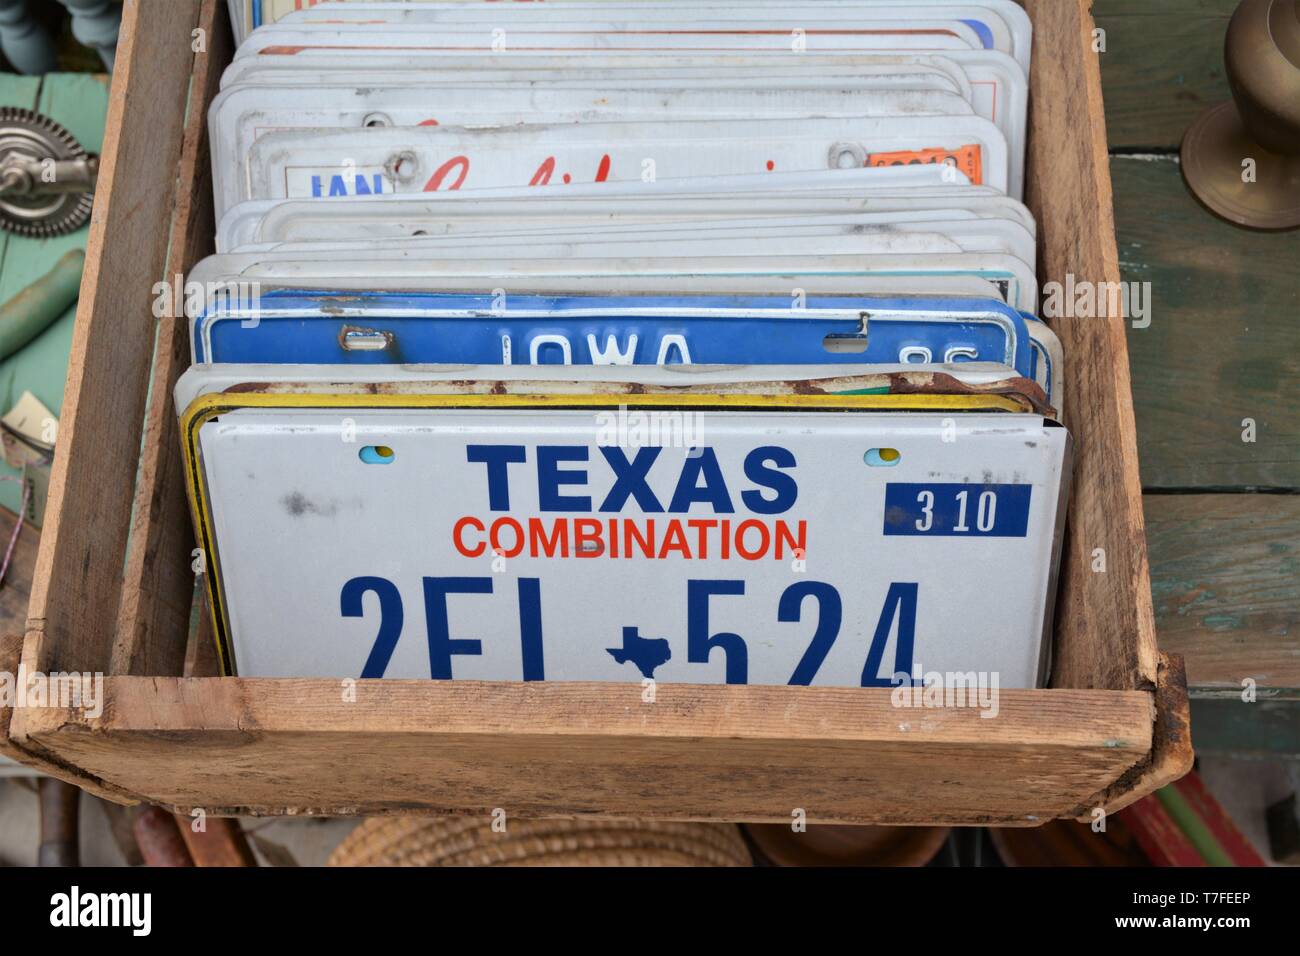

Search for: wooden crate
xmin=0 ymin=0 xmax=1192 ymax=824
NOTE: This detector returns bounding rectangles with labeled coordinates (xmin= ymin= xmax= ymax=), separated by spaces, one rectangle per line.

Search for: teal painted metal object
xmin=0 ymin=0 xmax=56 ymax=76
xmin=0 ymin=249 xmax=83 ymax=362
xmin=57 ymin=0 xmax=122 ymax=71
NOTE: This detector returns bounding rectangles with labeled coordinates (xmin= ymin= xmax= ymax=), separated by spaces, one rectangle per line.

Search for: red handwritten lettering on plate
xmin=423 ymin=155 xmax=470 ymax=191
xmin=530 ymin=156 xmax=557 ymax=186
xmin=530 ymin=154 xmax=612 ymax=187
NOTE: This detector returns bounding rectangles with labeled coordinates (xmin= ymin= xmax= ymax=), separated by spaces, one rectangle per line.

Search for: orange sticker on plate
xmin=866 ymin=145 xmax=983 ymax=185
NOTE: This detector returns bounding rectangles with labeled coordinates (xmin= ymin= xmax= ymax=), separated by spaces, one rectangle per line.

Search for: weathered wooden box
xmin=0 ymin=0 xmax=1191 ymax=824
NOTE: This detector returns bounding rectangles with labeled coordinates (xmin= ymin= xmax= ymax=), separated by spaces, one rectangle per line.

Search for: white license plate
xmin=190 ymin=247 xmax=1038 ymax=312
xmin=240 ymin=114 xmax=1010 ymax=215
xmin=264 ymin=2 xmax=1032 ymax=76
xmin=212 ymin=84 xmax=976 ymax=214
xmin=238 ymin=22 xmax=986 ymax=58
xmin=273 ymin=0 xmax=1028 ymax=72
xmin=220 ymin=51 xmax=976 ymax=91
xmin=224 ymin=186 xmax=1033 ymax=251
xmin=181 ymin=380 xmax=1068 ymax=688
xmin=214 ymin=163 xmax=999 ymax=250
xmin=232 ymin=209 xmax=1034 ymax=266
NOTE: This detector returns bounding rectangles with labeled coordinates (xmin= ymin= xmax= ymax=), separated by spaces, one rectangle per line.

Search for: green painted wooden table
xmin=1097 ymin=0 xmax=1300 ymax=754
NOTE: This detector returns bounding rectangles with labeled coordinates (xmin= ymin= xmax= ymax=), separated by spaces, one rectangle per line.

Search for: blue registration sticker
xmin=883 ymin=483 xmax=1032 ymax=538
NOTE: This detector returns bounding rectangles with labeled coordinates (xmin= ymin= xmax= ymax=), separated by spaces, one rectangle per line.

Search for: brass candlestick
xmin=1180 ymin=0 xmax=1300 ymax=230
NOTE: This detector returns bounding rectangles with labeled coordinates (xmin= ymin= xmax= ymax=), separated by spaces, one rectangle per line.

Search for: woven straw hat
xmin=328 ymin=816 xmax=753 ymax=867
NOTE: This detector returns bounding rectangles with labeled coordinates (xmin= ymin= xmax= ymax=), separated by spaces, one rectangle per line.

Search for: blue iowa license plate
xmin=191 ymin=292 xmax=1034 ymax=378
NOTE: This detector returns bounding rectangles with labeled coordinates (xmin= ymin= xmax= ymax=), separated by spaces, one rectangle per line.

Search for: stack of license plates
xmin=184 ymin=1 xmax=1069 ymax=691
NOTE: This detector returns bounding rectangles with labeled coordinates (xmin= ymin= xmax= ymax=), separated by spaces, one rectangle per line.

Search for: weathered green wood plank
xmin=1099 ymin=3 xmax=1300 ymax=757
xmin=0 ymin=74 xmax=109 ymax=519
xmin=1146 ymin=492 xmax=1299 ymax=755
xmin=1187 ymin=698 xmax=1300 ymax=756
xmin=1095 ymin=0 xmax=1236 ymax=149
xmin=1114 ymin=155 xmax=1300 ymax=490
xmin=1145 ymin=493 xmax=1300 ymax=699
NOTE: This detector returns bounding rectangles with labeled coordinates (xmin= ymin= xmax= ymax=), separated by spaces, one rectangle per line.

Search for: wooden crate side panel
xmin=8 ymin=0 xmax=1176 ymax=827
xmin=1076 ymin=651 xmax=1194 ymax=818
xmin=14 ymin=679 xmax=1153 ymax=823
xmin=113 ymin=0 xmax=231 ymax=678
xmin=22 ymin=0 xmax=203 ymax=676
xmin=0 ymin=630 xmax=43 ymax=768
xmin=1023 ymin=0 xmax=1159 ymax=692
xmin=0 ymin=630 xmax=138 ymax=803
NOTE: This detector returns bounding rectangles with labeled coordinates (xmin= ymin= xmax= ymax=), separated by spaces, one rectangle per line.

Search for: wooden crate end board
xmin=1 ymin=630 xmax=139 ymax=804
xmin=12 ymin=678 xmax=1153 ymax=824
xmin=1022 ymin=0 xmax=1160 ymax=694
xmin=113 ymin=0 xmax=231 ymax=679
xmin=1073 ymin=652 xmax=1194 ymax=821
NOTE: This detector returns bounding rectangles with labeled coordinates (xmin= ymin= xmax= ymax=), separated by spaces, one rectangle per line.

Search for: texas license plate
xmin=181 ymin=383 xmax=1069 ymax=688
